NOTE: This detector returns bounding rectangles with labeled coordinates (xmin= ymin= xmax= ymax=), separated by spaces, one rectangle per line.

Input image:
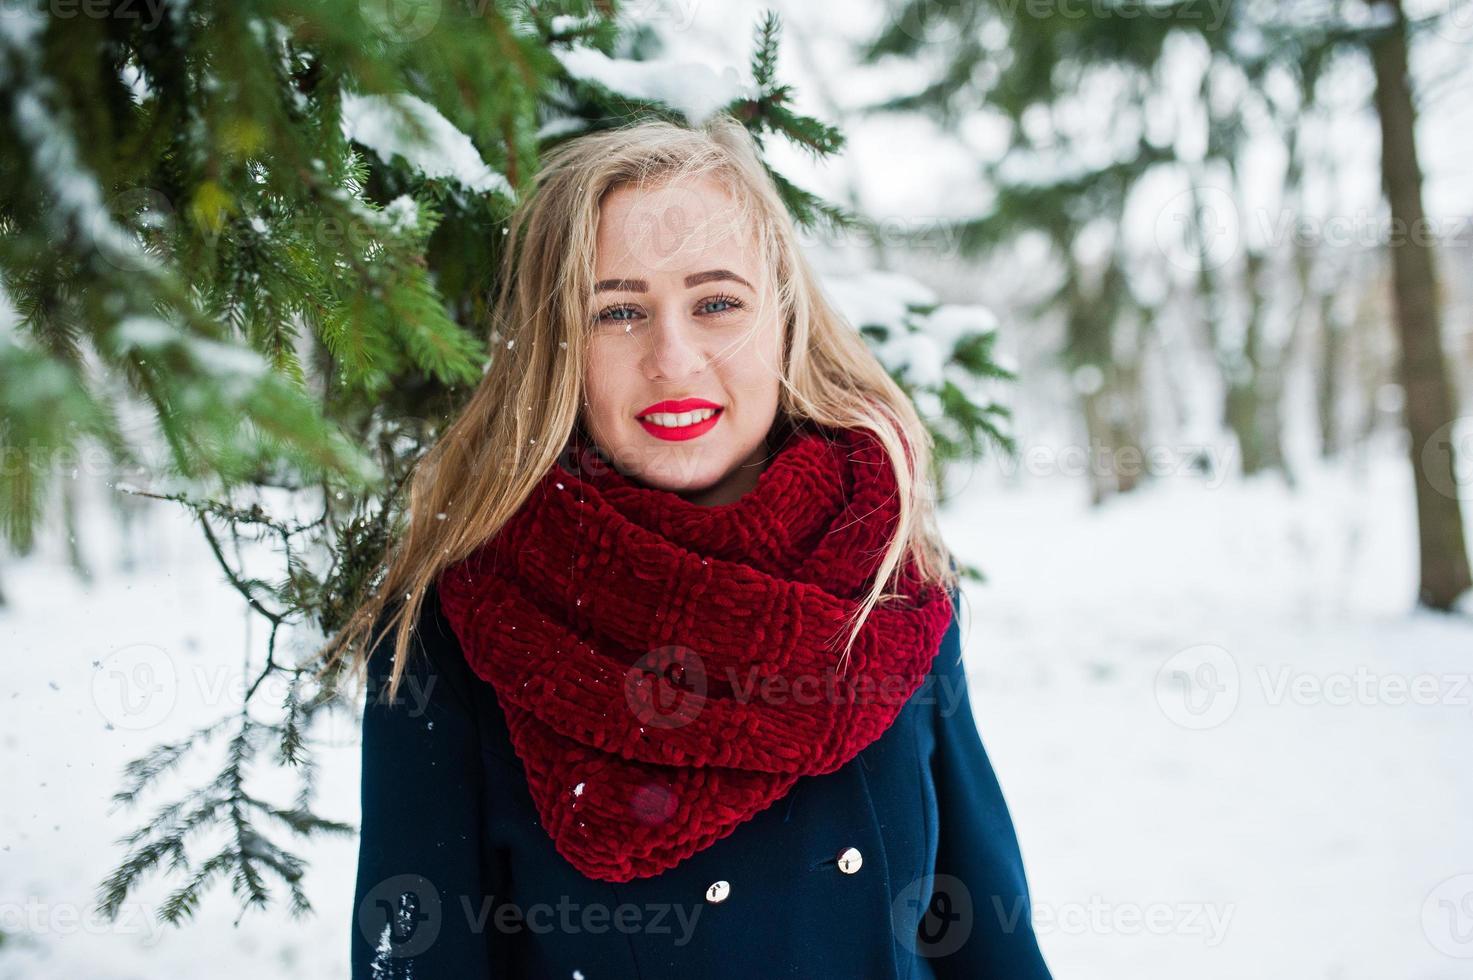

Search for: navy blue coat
xmin=350 ymin=580 xmax=1053 ymax=979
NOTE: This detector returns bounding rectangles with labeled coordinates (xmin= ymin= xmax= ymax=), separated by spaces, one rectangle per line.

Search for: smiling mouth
xmin=636 ymin=406 xmax=724 ymax=441
xmin=637 ymin=407 xmax=722 ymax=428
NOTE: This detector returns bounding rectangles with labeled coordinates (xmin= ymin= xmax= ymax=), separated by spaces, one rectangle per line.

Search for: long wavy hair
xmin=322 ymin=112 xmax=958 ymax=700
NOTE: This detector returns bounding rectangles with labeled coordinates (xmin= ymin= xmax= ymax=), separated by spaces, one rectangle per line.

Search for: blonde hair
xmin=321 ymin=112 xmax=957 ymax=700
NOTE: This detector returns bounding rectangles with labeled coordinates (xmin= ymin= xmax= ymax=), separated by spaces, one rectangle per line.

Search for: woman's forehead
xmin=596 ymin=177 xmax=755 ymax=267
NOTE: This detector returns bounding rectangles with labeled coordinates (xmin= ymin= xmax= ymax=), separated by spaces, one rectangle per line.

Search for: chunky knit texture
xmin=435 ymin=422 xmax=955 ymax=882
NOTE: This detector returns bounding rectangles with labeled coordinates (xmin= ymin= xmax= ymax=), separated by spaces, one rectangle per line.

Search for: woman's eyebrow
xmin=685 ymin=269 xmax=753 ymax=290
xmin=593 ymin=269 xmax=754 ymax=293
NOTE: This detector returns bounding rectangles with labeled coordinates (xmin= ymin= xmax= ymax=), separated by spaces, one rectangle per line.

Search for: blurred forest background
xmin=2 ymin=0 xmax=1471 ymax=976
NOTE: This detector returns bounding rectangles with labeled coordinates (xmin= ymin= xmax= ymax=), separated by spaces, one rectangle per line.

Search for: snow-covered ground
xmin=946 ymin=436 xmax=1473 ymax=979
xmin=2 ymin=435 xmax=1471 ymax=978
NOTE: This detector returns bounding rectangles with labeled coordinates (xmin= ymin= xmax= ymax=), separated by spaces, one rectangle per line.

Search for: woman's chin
xmin=617 ymin=450 xmax=748 ymax=501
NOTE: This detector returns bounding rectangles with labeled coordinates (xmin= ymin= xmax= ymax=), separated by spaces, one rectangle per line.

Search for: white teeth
xmin=642 ymin=408 xmax=717 ymax=427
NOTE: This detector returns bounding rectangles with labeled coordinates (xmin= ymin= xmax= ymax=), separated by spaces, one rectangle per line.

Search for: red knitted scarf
xmin=435 ymin=422 xmax=955 ymax=882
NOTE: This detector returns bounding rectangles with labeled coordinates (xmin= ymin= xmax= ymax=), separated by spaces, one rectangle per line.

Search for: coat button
xmin=705 ymin=879 xmax=731 ymax=903
xmin=836 ymin=847 xmax=863 ymax=874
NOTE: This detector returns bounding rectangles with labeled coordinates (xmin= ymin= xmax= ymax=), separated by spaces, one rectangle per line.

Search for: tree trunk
xmin=1368 ymin=0 xmax=1472 ymax=610
xmin=1222 ymin=248 xmax=1291 ymax=481
xmin=1316 ymin=288 xmax=1347 ymax=458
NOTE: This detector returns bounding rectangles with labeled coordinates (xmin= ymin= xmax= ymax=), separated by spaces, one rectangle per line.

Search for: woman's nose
xmin=642 ymin=314 xmax=706 ymax=381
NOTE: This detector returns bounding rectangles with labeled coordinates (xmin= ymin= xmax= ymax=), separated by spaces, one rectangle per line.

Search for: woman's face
xmin=581 ymin=176 xmax=784 ymax=506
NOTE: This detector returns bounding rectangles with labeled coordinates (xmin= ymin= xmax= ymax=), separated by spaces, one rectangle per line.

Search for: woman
xmin=332 ymin=113 xmax=1052 ymax=979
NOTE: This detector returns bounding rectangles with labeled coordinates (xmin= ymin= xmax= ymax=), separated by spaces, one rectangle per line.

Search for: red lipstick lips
xmin=636 ymin=398 xmax=723 ymax=442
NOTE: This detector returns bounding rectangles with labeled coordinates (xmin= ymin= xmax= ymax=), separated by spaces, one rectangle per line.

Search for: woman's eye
xmin=698 ymin=294 xmax=743 ymax=316
xmin=596 ymin=305 xmax=640 ymax=323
